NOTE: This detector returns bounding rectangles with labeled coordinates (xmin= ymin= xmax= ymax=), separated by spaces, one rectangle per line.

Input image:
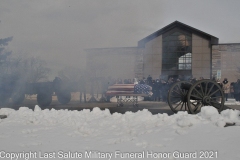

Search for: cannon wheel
xmin=37 ymin=93 xmax=52 ymax=108
xmin=11 ymin=93 xmax=25 ymax=105
xmin=187 ymin=79 xmax=224 ymax=114
xmin=168 ymin=81 xmax=192 ymax=113
xmin=57 ymin=91 xmax=71 ymax=104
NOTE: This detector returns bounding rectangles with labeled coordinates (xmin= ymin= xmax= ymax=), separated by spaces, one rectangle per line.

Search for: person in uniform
xmin=222 ymin=78 xmax=229 ymax=101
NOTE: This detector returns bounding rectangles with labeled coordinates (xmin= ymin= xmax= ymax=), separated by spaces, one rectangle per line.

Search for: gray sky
xmin=1 ymin=0 xmax=240 ymax=76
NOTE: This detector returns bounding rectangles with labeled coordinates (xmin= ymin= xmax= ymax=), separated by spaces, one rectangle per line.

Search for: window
xmin=162 ymin=29 xmax=192 ymax=75
xmin=179 ymin=53 xmax=192 ymax=70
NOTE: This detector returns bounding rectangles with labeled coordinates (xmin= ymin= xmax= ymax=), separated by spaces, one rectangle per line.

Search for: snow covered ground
xmin=0 ymin=105 xmax=239 ymax=160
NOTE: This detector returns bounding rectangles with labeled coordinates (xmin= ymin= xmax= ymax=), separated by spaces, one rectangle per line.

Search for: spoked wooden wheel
xmin=187 ymin=79 xmax=224 ymax=114
xmin=168 ymin=81 xmax=192 ymax=113
xmin=37 ymin=92 xmax=52 ymax=108
xmin=57 ymin=91 xmax=71 ymax=104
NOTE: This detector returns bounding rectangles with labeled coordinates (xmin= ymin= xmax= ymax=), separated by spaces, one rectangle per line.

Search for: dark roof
xmin=138 ymin=21 xmax=219 ymax=47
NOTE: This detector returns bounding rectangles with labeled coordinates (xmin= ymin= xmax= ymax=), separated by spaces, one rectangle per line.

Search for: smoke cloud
xmin=0 ymin=0 xmax=240 ymax=80
xmin=0 ymin=36 xmax=13 ymax=47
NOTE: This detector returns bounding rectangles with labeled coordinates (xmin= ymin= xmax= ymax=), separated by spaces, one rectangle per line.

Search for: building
xmin=212 ymin=43 xmax=240 ymax=82
xmin=85 ymin=21 xmax=240 ymax=83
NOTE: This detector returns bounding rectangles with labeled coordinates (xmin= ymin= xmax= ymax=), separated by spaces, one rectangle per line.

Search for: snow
xmin=0 ymin=105 xmax=239 ymax=160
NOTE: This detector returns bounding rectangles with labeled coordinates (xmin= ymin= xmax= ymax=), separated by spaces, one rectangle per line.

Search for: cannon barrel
xmin=180 ymin=83 xmax=192 ymax=90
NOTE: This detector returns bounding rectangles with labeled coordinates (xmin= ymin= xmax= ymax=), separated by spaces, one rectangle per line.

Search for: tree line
xmin=0 ymin=36 xmax=51 ymax=84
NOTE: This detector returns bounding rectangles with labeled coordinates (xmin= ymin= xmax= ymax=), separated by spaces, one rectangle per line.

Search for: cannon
xmin=167 ymin=79 xmax=224 ymax=114
xmin=25 ymin=78 xmax=79 ymax=108
xmin=0 ymin=77 xmax=79 ymax=109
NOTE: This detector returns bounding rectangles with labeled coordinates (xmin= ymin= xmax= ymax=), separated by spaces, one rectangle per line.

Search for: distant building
xmin=85 ymin=21 xmax=240 ymax=83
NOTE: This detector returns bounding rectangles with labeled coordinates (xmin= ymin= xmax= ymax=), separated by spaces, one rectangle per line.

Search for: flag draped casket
xmin=106 ymin=84 xmax=152 ymax=96
xmin=106 ymin=84 xmax=135 ymax=95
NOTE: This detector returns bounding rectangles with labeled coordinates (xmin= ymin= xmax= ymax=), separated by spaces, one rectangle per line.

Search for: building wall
xmin=86 ymin=31 xmax=240 ymax=83
xmin=141 ymin=33 xmax=212 ymax=80
xmin=142 ymin=35 xmax=162 ymax=79
xmin=212 ymin=44 xmax=240 ymax=83
xmin=192 ymin=34 xmax=211 ymax=79
xmin=85 ymin=33 xmax=213 ymax=81
xmin=134 ymin=48 xmax=144 ymax=79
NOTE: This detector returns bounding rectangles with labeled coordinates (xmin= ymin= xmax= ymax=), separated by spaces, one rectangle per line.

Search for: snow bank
xmin=0 ymin=106 xmax=239 ymax=160
xmin=0 ymin=105 xmax=239 ymax=130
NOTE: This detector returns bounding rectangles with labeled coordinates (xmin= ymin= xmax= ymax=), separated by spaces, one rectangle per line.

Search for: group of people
xmin=219 ymin=78 xmax=240 ymax=102
xmin=109 ymin=75 xmax=178 ymax=102
xmin=110 ymin=75 xmax=240 ymax=103
xmin=227 ymin=79 xmax=240 ymax=102
xmin=77 ymin=74 xmax=240 ymax=103
xmin=137 ymin=76 xmax=173 ymax=102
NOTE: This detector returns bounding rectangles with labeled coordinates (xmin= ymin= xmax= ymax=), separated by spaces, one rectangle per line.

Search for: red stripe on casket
xmin=108 ymin=84 xmax=135 ymax=91
xmin=106 ymin=90 xmax=134 ymax=95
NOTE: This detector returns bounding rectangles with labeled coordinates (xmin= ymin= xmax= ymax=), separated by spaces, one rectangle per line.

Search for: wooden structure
xmin=167 ymin=79 xmax=224 ymax=114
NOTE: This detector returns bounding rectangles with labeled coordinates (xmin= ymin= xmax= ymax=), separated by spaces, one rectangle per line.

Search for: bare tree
xmin=0 ymin=36 xmax=13 ymax=76
xmin=22 ymin=57 xmax=51 ymax=83
xmin=58 ymin=66 xmax=82 ymax=82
